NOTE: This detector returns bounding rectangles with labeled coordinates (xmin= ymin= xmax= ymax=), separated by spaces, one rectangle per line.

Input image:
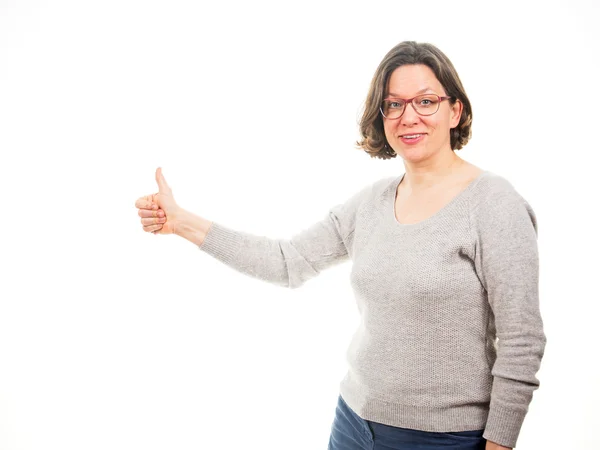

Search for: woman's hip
xmin=328 ymin=394 xmax=486 ymax=450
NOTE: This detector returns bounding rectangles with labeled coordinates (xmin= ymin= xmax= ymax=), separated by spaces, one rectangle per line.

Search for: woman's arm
xmin=174 ymin=184 xmax=372 ymax=289
xmin=173 ymin=209 xmax=213 ymax=247
xmin=470 ymin=176 xmax=546 ymax=449
xmin=139 ymin=168 xmax=373 ymax=289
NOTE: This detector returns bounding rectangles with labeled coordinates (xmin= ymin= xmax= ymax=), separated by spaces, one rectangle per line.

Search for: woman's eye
xmin=417 ymin=96 xmax=439 ymax=107
xmin=389 ymin=102 xmax=403 ymax=109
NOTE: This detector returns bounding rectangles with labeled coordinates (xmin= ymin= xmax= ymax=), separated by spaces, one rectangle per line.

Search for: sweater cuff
xmin=197 ymin=221 xmax=243 ymax=264
xmin=482 ymin=404 xmax=527 ymax=448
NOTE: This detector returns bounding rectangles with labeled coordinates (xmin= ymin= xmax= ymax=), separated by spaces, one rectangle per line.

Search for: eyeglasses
xmin=380 ymin=94 xmax=452 ymax=119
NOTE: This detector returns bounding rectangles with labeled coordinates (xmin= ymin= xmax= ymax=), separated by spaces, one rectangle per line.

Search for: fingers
xmin=137 ymin=170 xmax=170 ymax=235
xmin=138 ymin=209 xmax=165 ymax=218
xmin=144 ymin=223 xmax=163 ymax=233
xmin=140 ymin=216 xmax=167 ymax=226
xmin=135 ymin=195 xmax=159 ymax=210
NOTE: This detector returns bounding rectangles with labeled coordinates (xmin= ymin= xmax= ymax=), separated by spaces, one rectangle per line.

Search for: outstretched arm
xmin=187 ymin=197 xmax=360 ymax=289
xmin=137 ymin=168 xmax=373 ymax=289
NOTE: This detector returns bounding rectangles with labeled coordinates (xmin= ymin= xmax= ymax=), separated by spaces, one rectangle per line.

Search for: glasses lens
xmin=413 ymin=95 xmax=440 ymax=115
xmin=382 ymin=99 xmax=405 ymax=119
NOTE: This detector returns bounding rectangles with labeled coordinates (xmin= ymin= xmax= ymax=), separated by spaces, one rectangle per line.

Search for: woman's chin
xmin=396 ymin=145 xmax=431 ymax=161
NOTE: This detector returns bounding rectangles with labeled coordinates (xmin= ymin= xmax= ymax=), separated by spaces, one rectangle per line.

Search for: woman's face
xmin=382 ymin=64 xmax=462 ymax=162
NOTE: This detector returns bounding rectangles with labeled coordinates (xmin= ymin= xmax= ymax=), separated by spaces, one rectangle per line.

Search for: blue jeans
xmin=328 ymin=395 xmax=486 ymax=450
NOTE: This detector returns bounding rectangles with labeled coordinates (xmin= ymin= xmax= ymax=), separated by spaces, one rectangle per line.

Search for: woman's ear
xmin=450 ymin=99 xmax=463 ymax=128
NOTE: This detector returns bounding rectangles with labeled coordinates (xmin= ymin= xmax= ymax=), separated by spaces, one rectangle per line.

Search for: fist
xmin=134 ymin=167 xmax=181 ymax=235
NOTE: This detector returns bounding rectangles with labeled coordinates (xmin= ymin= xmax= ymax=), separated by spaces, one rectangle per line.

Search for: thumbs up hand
xmin=135 ymin=167 xmax=181 ymax=235
xmin=154 ymin=167 xmax=180 ymax=217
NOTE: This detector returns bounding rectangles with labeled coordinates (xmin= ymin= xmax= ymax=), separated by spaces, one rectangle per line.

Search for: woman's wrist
xmin=172 ymin=208 xmax=213 ymax=246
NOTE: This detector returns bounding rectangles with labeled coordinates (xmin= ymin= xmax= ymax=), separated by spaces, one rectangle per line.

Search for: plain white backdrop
xmin=1 ymin=0 xmax=599 ymax=449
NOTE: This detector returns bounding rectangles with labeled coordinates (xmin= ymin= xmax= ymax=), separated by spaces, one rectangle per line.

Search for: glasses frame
xmin=380 ymin=94 xmax=453 ymax=119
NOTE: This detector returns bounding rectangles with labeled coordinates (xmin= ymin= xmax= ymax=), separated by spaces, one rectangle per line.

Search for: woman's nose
xmin=400 ymin=103 xmax=420 ymax=125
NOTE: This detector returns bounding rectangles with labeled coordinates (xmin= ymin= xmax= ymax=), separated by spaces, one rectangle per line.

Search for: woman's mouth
xmin=399 ymin=133 xmax=426 ymax=145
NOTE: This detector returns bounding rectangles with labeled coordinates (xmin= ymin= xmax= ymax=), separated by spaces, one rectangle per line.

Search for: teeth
xmin=403 ymin=134 xmax=422 ymax=139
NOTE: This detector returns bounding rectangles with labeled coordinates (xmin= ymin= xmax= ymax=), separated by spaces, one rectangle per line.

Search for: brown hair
xmin=356 ymin=41 xmax=473 ymax=160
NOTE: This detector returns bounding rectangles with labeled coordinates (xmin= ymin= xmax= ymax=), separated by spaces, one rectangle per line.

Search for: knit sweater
xmin=197 ymin=170 xmax=546 ymax=449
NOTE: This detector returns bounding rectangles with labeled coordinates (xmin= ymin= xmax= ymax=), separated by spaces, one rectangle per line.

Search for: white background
xmin=1 ymin=0 xmax=599 ymax=449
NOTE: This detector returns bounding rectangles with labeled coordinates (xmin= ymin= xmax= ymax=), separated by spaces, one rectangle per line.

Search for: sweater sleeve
xmin=196 ymin=183 xmax=371 ymax=289
xmin=470 ymin=178 xmax=547 ymax=449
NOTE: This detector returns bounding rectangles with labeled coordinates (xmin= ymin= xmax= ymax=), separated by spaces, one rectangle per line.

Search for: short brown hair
xmin=356 ymin=41 xmax=473 ymax=159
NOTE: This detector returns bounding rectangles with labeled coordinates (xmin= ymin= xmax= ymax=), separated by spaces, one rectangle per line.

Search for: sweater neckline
xmin=390 ymin=170 xmax=490 ymax=228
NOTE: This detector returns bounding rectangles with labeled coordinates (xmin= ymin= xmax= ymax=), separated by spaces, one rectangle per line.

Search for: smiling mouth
xmin=400 ymin=133 xmax=425 ymax=139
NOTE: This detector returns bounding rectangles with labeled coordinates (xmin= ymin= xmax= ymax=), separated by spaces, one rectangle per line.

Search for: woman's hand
xmin=486 ymin=440 xmax=512 ymax=450
xmin=135 ymin=167 xmax=181 ymax=235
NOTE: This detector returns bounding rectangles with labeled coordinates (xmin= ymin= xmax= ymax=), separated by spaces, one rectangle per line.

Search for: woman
xmin=134 ymin=41 xmax=546 ymax=450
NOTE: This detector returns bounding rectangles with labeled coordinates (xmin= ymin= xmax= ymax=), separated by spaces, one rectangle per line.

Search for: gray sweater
xmin=198 ymin=170 xmax=546 ymax=449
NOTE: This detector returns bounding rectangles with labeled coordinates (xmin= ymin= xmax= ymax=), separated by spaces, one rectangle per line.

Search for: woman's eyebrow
xmin=385 ymin=87 xmax=435 ymax=97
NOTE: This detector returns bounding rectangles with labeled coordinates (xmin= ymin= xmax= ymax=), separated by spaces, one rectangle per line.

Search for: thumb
xmin=155 ymin=167 xmax=172 ymax=194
